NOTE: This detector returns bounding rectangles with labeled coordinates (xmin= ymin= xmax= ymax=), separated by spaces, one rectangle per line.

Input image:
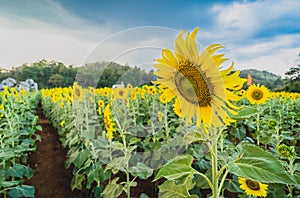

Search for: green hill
xmin=240 ymin=69 xmax=284 ymax=90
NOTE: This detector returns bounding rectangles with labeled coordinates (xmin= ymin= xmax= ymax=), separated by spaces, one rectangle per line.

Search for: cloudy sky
xmin=0 ymin=0 xmax=300 ymax=76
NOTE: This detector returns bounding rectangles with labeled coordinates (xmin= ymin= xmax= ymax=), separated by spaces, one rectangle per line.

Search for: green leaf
xmin=106 ymin=156 xmax=129 ymax=174
xmin=129 ymin=162 xmax=153 ymax=179
xmin=6 ymin=164 xmax=26 ymax=178
xmin=92 ymin=186 xmax=103 ymax=198
xmin=35 ymin=125 xmax=42 ymax=131
xmin=233 ymin=107 xmax=258 ymax=119
xmin=23 ymin=166 xmax=34 ymax=178
xmin=86 ymin=166 xmax=100 ymax=189
xmin=140 ymin=193 xmax=150 ymax=198
xmin=158 ymin=180 xmax=197 ymax=198
xmin=73 ymin=149 xmax=91 ymax=168
xmin=228 ymin=143 xmax=297 ymax=184
xmin=0 ymin=181 xmax=20 ymax=188
xmin=8 ymin=185 xmax=35 ymax=198
xmin=102 ymin=177 xmax=123 ymax=198
xmin=34 ymin=134 xmax=42 ymax=142
xmin=154 ymin=155 xmax=194 ymax=184
xmin=71 ymin=173 xmax=85 ymax=190
xmin=0 ymin=150 xmax=15 ymax=161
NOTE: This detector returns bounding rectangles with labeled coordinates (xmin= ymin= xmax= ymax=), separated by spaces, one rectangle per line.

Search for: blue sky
xmin=0 ymin=0 xmax=300 ymax=76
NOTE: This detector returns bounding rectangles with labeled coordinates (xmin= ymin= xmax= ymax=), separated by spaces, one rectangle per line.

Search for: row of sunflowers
xmin=0 ymin=87 xmax=41 ymax=198
xmin=41 ymin=81 xmax=300 ymax=197
xmin=41 ymin=28 xmax=299 ymax=198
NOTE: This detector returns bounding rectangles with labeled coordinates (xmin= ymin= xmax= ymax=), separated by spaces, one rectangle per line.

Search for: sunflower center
xmin=246 ymin=179 xmax=260 ymax=190
xmin=174 ymin=61 xmax=211 ymax=106
xmin=252 ymin=90 xmax=263 ymax=100
xmin=119 ymin=90 xmax=125 ymax=97
xmin=74 ymin=88 xmax=82 ymax=99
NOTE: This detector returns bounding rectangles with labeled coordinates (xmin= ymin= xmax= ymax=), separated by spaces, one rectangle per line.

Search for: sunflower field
xmin=1 ymin=27 xmax=300 ymax=198
xmin=0 ymin=88 xmax=41 ymax=198
xmin=39 ymin=80 xmax=300 ymax=197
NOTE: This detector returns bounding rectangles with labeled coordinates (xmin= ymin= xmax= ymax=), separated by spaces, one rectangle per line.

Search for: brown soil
xmin=25 ymin=104 xmax=82 ymax=198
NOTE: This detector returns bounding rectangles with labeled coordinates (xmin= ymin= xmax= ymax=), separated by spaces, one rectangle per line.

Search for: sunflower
xmin=131 ymin=92 xmax=137 ymax=100
xmin=98 ymin=99 xmax=105 ymax=108
xmin=126 ymin=83 xmax=133 ymax=88
xmin=246 ymin=84 xmax=269 ymax=104
xmin=148 ymin=86 xmax=157 ymax=95
xmin=113 ymin=88 xmax=128 ymax=100
xmin=237 ymin=89 xmax=246 ymax=97
xmin=104 ymin=104 xmax=115 ymax=139
xmin=238 ymin=177 xmax=268 ymax=197
xmin=60 ymin=120 xmax=65 ymax=127
xmin=158 ymin=111 xmax=164 ymax=122
xmin=103 ymin=87 xmax=111 ymax=97
xmin=97 ymin=100 xmax=105 ymax=115
xmin=73 ymin=82 xmax=84 ymax=102
xmin=153 ymin=28 xmax=246 ymax=128
xmin=134 ymin=87 xmax=140 ymax=94
xmin=0 ymin=104 xmax=4 ymax=118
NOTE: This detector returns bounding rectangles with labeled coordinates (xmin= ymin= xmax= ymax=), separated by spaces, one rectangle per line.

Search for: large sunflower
xmin=246 ymin=84 xmax=269 ymax=104
xmin=153 ymin=28 xmax=246 ymax=128
xmin=238 ymin=177 xmax=268 ymax=197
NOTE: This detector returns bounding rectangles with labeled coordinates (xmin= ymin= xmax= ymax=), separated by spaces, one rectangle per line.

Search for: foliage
xmin=41 ymin=83 xmax=300 ymax=197
xmin=0 ymin=88 xmax=41 ymax=198
xmin=0 ymin=60 xmax=154 ymax=89
xmin=284 ymin=55 xmax=300 ymax=92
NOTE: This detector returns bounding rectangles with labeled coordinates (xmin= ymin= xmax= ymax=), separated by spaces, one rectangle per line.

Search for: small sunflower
xmin=158 ymin=111 xmax=164 ymax=122
xmin=0 ymin=104 xmax=5 ymax=118
xmin=131 ymin=92 xmax=137 ymax=100
xmin=103 ymin=87 xmax=111 ymax=97
xmin=153 ymin=28 xmax=246 ymax=128
xmin=126 ymin=83 xmax=133 ymax=88
xmin=113 ymin=88 xmax=128 ymax=100
xmin=246 ymin=84 xmax=269 ymax=104
xmin=98 ymin=99 xmax=105 ymax=108
xmin=97 ymin=100 xmax=105 ymax=115
xmin=60 ymin=120 xmax=65 ymax=127
xmin=237 ymin=89 xmax=246 ymax=97
xmin=73 ymin=82 xmax=84 ymax=102
xmin=104 ymin=104 xmax=115 ymax=139
xmin=238 ymin=177 xmax=268 ymax=197
xmin=134 ymin=87 xmax=140 ymax=94
xmin=148 ymin=86 xmax=157 ymax=95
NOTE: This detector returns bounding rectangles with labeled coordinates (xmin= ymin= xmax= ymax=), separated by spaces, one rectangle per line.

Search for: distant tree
xmin=284 ymin=53 xmax=300 ymax=92
xmin=0 ymin=60 xmax=154 ymax=88
xmin=47 ymin=74 xmax=64 ymax=87
xmin=285 ymin=65 xmax=300 ymax=81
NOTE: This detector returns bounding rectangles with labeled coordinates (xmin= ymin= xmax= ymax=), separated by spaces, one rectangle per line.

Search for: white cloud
xmin=226 ymin=34 xmax=300 ymax=76
xmin=0 ymin=1 xmax=179 ymax=71
xmin=0 ymin=0 xmax=114 ymax=69
xmin=203 ymin=0 xmax=300 ymax=76
xmin=1 ymin=0 xmax=299 ymax=78
xmin=212 ymin=0 xmax=300 ymax=39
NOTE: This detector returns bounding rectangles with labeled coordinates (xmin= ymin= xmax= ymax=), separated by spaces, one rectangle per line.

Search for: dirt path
xmin=25 ymin=104 xmax=82 ymax=198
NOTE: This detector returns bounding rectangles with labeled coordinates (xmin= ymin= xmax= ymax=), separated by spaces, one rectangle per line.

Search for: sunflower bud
xmin=276 ymin=144 xmax=295 ymax=159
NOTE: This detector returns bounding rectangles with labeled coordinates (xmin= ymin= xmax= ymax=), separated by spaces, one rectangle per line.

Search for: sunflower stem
xmin=210 ymin=137 xmax=219 ymax=198
xmin=256 ymin=112 xmax=260 ymax=145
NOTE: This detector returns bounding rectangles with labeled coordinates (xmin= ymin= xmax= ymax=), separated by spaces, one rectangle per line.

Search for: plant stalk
xmin=211 ymin=138 xmax=219 ymax=198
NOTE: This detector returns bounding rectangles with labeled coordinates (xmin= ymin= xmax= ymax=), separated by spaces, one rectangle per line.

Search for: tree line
xmin=0 ymin=60 xmax=154 ymax=89
xmin=1 ymin=58 xmax=299 ymax=92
